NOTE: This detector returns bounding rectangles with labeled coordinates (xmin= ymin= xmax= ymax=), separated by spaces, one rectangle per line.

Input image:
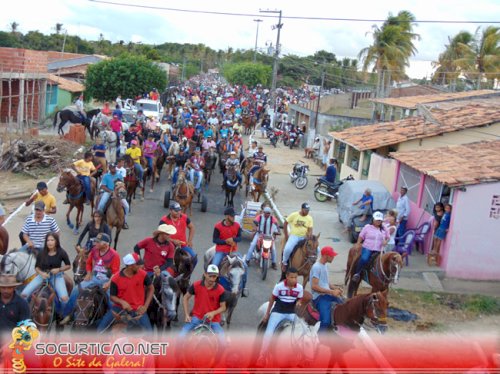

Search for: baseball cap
xmin=36 ymin=181 xmax=48 ymax=191
xmin=34 ymin=201 xmax=45 ymax=211
xmin=224 ymin=207 xmax=235 ymax=217
xmin=301 ymin=202 xmax=310 ymax=210
xmin=170 ymin=201 xmax=182 ymax=211
xmin=94 ymin=232 xmax=111 ymax=244
xmin=373 ymin=211 xmax=384 ymax=221
xmin=131 ymin=140 xmax=138 ymax=145
xmin=123 ymin=253 xmax=144 ymax=266
xmin=206 ymin=264 xmax=219 ymax=275
xmin=109 ymin=163 xmax=117 ymax=168
xmin=321 ymin=246 xmax=338 ymax=257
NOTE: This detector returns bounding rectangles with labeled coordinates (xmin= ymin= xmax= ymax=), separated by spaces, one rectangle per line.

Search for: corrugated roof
xmin=330 ymin=103 xmax=500 ymax=151
xmin=370 ymin=89 xmax=497 ymax=109
xmin=390 ymin=140 xmax=500 ymax=187
xmin=47 ymin=74 xmax=84 ymax=93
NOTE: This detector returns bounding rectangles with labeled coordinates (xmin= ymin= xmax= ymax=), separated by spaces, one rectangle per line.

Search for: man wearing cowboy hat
xmin=97 ymin=253 xmax=154 ymax=332
xmin=134 ymin=224 xmax=177 ymax=276
xmin=0 ymin=274 xmax=31 ymax=333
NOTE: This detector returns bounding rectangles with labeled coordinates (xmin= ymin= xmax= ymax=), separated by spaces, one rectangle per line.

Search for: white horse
xmin=0 ymin=250 xmax=37 ymax=285
xmin=100 ymin=130 xmax=118 ymax=164
xmin=257 ymin=302 xmax=320 ymax=367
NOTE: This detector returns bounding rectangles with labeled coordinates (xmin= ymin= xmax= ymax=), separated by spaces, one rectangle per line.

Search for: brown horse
xmin=0 ymin=226 xmax=9 ymax=256
xmin=72 ymin=248 xmax=88 ymax=284
xmin=72 ymin=286 xmax=108 ymax=329
xmin=345 ymin=246 xmax=404 ymax=298
xmin=250 ymin=167 xmax=270 ymax=202
xmin=123 ymin=155 xmax=140 ymax=206
xmin=242 ymin=114 xmax=257 ymax=135
xmin=281 ymin=234 xmax=320 ymax=288
xmin=105 ymin=181 xmax=127 ymax=249
xmin=57 ymin=169 xmax=96 ymax=234
xmin=30 ymin=282 xmax=57 ymax=331
xmin=173 ymin=170 xmax=194 ymax=216
xmin=155 ymin=146 xmax=167 ymax=182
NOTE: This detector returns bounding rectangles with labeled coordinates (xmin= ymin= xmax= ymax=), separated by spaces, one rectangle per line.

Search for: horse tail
xmin=53 ymin=111 xmax=60 ymax=129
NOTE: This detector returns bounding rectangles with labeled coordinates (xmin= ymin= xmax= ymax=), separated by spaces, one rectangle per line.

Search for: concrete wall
xmin=368 ymin=153 xmax=398 ymax=191
xmin=398 ymin=122 xmax=500 ymax=151
xmin=443 ymin=183 xmax=500 ymax=280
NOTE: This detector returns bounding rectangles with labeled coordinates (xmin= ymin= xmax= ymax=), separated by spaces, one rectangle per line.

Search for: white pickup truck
xmin=135 ymin=99 xmax=164 ymax=119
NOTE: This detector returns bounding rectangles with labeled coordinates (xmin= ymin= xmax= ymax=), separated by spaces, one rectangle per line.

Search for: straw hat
xmin=0 ymin=274 xmax=22 ymax=287
xmin=153 ymin=224 xmax=177 ymax=236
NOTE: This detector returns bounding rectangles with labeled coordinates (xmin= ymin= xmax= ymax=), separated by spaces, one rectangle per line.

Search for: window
xmin=397 ymin=164 xmax=421 ymax=203
xmin=421 ymin=176 xmax=443 ymax=213
xmin=347 ymin=147 xmax=360 ymax=171
xmin=334 ymin=142 xmax=346 ymax=164
xmin=47 ymin=85 xmax=57 ymax=105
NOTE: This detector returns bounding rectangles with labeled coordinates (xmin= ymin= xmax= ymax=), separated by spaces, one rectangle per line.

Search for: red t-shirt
xmin=86 ymin=246 xmax=120 ymax=276
xmin=214 ymin=221 xmax=241 ymax=253
xmin=135 ymin=237 xmax=175 ymax=272
xmin=160 ymin=213 xmax=191 ymax=243
xmin=111 ymin=269 xmax=151 ymax=311
xmin=188 ymin=279 xmax=227 ymax=323
xmin=183 ymin=127 xmax=195 ymax=139
xmin=110 ymin=119 xmax=122 ymax=132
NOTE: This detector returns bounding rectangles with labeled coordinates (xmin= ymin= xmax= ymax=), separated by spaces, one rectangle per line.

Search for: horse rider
xmin=0 ymin=274 xmax=31 ymax=334
xmin=20 ymin=201 xmax=60 ymax=255
xmin=186 ymin=148 xmax=205 ymax=191
xmin=179 ymin=264 xmax=227 ymax=344
xmin=223 ymin=151 xmax=242 ymax=188
xmin=159 ymin=130 xmax=171 ymax=155
xmin=125 ymin=140 xmax=144 ymax=188
xmin=96 ymin=163 xmax=124 ymax=214
xmin=201 ymin=135 xmax=216 ymax=152
xmin=143 ymin=133 xmax=159 ymax=180
xmin=245 ymin=207 xmax=279 ymax=270
xmin=97 ymin=253 xmax=154 ymax=333
xmin=249 ymin=145 xmax=267 ymax=188
xmin=75 ymin=94 xmax=86 ymax=123
xmin=211 ymin=207 xmax=242 ymax=268
xmin=351 ymin=211 xmax=389 ymax=284
xmin=282 ymin=203 xmax=314 ymax=271
xmin=310 ymin=246 xmax=343 ymax=333
xmin=115 ymin=158 xmax=130 ymax=229
xmin=257 ymin=267 xmax=304 ymax=366
xmin=109 ymin=114 xmax=123 ymax=157
xmin=76 ymin=210 xmax=111 ymax=252
xmin=72 ymin=151 xmax=97 ymax=205
xmin=92 ymin=137 xmax=108 ymax=174
xmin=219 ymin=123 xmax=230 ymax=140
xmin=133 ymin=224 xmax=177 ymax=277
xmin=136 ymin=109 xmax=146 ymax=125
xmin=25 ymin=181 xmax=57 ymax=214
xmin=247 ymin=140 xmax=258 ymax=158
xmin=171 ymin=147 xmax=190 ymax=186
xmin=159 ymin=201 xmax=198 ymax=266
xmin=60 ymin=232 xmax=120 ymax=325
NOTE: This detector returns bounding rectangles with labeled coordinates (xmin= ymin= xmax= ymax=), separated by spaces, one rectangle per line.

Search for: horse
xmin=72 ymin=248 xmax=88 ymax=285
xmin=173 ymin=169 xmax=195 ymax=216
xmin=155 ymin=145 xmax=167 ymax=183
xmin=166 ymin=141 xmax=180 ymax=180
xmin=30 ymin=281 xmax=57 ymax=331
xmin=223 ymin=167 xmax=240 ymax=208
xmin=56 ymin=169 xmax=96 ymax=234
xmin=100 ymin=130 xmax=118 ymax=164
xmin=104 ymin=181 xmax=127 ymax=249
xmin=282 ymin=234 xmax=320 ymax=288
xmin=250 ymin=167 xmax=270 ymax=202
xmin=0 ymin=225 xmax=9 ymax=256
xmin=203 ymin=149 xmax=218 ymax=186
xmin=204 ymin=246 xmax=247 ymax=327
xmin=53 ymin=109 xmax=94 ymax=137
xmin=0 ymin=250 xmax=37 ymax=284
xmin=147 ymin=272 xmax=183 ymax=332
xmin=90 ymin=111 xmax=110 ymax=140
xmin=345 ymin=246 xmax=403 ymax=298
xmin=123 ymin=154 xmax=140 ymax=206
xmin=71 ymin=286 xmax=108 ymax=329
xmin=241 ymin=114 xmax=257 ymax=135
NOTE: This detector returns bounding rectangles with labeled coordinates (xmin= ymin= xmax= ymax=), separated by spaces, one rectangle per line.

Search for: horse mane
xmin=334 ymin=293 xmax=372 ymax=329
xmin=63 ymin=168 xmax=77 ymax=177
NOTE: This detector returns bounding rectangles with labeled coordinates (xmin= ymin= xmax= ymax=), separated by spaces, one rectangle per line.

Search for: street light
xmin=253 ymin=19 xmax=263 ymax=63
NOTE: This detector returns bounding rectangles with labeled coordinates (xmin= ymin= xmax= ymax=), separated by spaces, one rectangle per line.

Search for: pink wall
xmin=444 ymin=183 xmax=500 ymax=280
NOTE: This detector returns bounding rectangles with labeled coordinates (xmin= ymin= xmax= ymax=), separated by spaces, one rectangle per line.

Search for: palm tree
xmin=359 ymin=11 xmax=419 ymax=98
xmin=468 ymin=26 xmax=500 ymax=89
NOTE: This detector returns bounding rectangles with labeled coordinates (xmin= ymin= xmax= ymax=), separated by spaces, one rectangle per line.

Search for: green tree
xmin=223 ymin=62 xmax=272 ymax=87
xmin=85 ymin=55 xmax=167 ymax=101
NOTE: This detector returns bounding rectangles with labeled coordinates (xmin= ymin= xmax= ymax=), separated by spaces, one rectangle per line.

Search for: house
xmin=329 ymin=98 xmax=500 ymax=188
xmin=389 ymin=140 xmax=500 ymax=280
xmin=46 ymin=74 xmax=85 ymax=115
xmin=47 ymin=54 xmax=106 ymax=81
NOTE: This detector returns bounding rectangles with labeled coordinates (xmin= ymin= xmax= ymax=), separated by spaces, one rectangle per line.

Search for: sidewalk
xmin=261 ymin=142 xmax=500 ymax=298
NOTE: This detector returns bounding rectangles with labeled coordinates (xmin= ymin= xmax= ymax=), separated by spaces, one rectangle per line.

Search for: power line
xmin=88 ymin=0 xmax=500 ymax=24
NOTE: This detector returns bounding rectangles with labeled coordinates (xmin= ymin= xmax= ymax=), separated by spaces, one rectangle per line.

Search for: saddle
xmin=351 ymin=251 xmax=380 ymax=281
xmin=288 ymin=239 xmax=306 ymax=263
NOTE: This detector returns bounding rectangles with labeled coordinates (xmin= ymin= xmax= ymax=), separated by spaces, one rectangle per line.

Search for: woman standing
xmin=429 ymin=204 xmax=452 ymax=266
xmin=21 ymin=233 xmax=71 ymax=309
xmin=76 ymin=211 xmax=111 ymax=252
xmin=432 ymin=202 xmax=445 ymax=230
xmin=351 ymin=211 xmax=389 ymax=283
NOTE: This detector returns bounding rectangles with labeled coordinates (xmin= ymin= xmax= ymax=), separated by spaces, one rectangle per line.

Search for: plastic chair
xmin=394 ymin=230 xmax=416 ymax=266
xmin=407 ymin=222 xmax=431 ymax=255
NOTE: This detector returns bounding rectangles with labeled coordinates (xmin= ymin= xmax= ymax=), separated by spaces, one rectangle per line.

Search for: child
xmin=429 ymin=204 xmax=452 ymax=266
xmin=383 ymin=210 xmax=397 ymax=252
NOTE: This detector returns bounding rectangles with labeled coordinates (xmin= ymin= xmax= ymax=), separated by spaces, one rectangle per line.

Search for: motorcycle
xmin=267 ymin=128 xmax=281 ymax=148
xmin=282 ymin=132 xmax=290 ymax=146
xmin=252 ymin=233 xmax=276 ymax=280
xmin=314 ymin=175 xmax=354 ymax=202
xmin=289 ymin=130 xmax=303 ymax=149
xmin=289 ymin=161 xmax=309 ymax=189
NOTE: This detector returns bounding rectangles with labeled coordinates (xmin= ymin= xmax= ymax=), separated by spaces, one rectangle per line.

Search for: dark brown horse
xmin=72 ymin=248 xmax=88 ymax=284
xmin=173 ymin=170 xmax=194 ymax=216
xmin=345 ymin=246 xmax=403 ymax=298
xmin=123 ymin=155 xmax=140 ymax=207
xmin=242 ymin=114 xmax=257 ymax=135
xmin=281 ymin=234 xmax=320 ymax=288
xmin=203 ymin=149 xmax=218 ymax=185
xmin=0 ymin=226 xmax=9 ymax=256
xmin=105 ymin=181 xmax=127 ymax=249
xmin=250 ymin=167 xmax=269 ymax=202
xmin=30 ymin=281 xmax=56 ymax=331
xmin=57 ymin=169 xmax=96 ymax=234
xmin=148 ymin=272 xmax=183 ymax=332
xmin=155 ymin=146 xmax=167 ymax=182
xmin=72 ymin=286 xmax=108 ymax=329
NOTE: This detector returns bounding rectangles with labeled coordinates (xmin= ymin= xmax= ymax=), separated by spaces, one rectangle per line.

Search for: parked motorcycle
xmin=267 ymin=128 xmax=281 ymax=148
xmin=314 ymin=175 xmax=354 ymax=202
xmin=252 ymin=233 xmax=276 ymax=280
xmin=289 ymin=161 xmax=309 ymax=189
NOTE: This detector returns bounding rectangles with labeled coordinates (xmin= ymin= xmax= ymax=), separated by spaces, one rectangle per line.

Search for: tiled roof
xmin=330 ymin=103 xmax=500 ymax=151
xmin=47 ymin=74 xmax=84 ymax=93
xmin=370 ymin=89 xmax=497 ymax=109
xmin=390 ymin=140 xmax=500 ymax=187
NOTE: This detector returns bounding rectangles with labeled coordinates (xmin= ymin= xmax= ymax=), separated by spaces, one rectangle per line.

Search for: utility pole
xmin=260 ymin=9 xmax=282 ymax=110
xmin=313 ymin=68 xmax=325 ymax=130
xmin=181 ymin=56 xmax=187 ymax=82
xmin=253 ymin=19 xmax=262 ymax=63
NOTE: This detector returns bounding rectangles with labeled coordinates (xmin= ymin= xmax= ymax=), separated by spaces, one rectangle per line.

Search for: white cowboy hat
xmin=153 ymin=224 xmax=177 ymax=236
xmin=0 ymin=274 xmax=22 ymax=287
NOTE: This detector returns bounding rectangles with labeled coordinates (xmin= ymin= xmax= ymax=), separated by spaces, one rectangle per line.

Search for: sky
xmin=2 ymin=0 xmax=499 ymax=79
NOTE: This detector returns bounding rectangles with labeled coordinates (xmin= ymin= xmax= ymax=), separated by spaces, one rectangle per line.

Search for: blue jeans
xmin=63 ymin=275 xmax=110 ymax=317
xmin=354 ymin=247 xmax=375 ymax=275
xmin=223 ymin=172 xmax=242 ymax=187
xmin=181 ymin=246 xmax=198 ymax=269
xmin=134 ymin=163 xmax=144 ymax=181
xmin=97 ymin=305 xmax=153 ymax=332
xmin=145 ymin=156 xmax=154 ymax=172
xmin=261 ymin=312 xmax=295 ymax=355
xmin=172 ymin=167 xmax=182 ymax=185
xmin=282 ymin=235 xmax=304 ymax=265
xmin=97 ymin=191 xmax=111 ymax=212
xmin=211 ymin=252 xmax=247 ymax=290
xmin=396 ymin=219 xmax=407 ymax=242
xmin=21 ymin=273 xmax=68 ymax=307
xmin=189 ymin=169 xmax=203 ymax=190
xmin=179 ymin=316 xmax=225 ymax=346
xmin=19 ymin=244 xmax=42 ymax=254
xmin=77 ymin=175 xmax=92 ymax=202
xmin=314 ymin=294 xmax=342 ymax=332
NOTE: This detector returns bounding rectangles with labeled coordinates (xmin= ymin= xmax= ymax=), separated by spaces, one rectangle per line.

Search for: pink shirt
xmin=143 ymin=140 xmax=157 ymax=157
xmin=202 ymin=140 xmax=216 ymax=151
xmin=359 ymin=224 xmax=389 ymax=252
xmin=110 ymin=119 xmax=122 ymax=132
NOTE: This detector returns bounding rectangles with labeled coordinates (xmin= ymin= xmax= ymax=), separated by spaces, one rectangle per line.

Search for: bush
xmin=223 ymin=62 xmax=272 ymax=87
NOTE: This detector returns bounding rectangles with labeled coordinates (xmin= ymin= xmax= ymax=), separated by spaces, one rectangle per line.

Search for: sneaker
xmin=60 ymin=315 xmax=72 ymax=326
xmin=351 ymin=273 xmax=360 ymax=282
xmin=123 ymin=222 xmax=129 ymax=230
xmin=271 ymin=263 xmax=278 ymax=270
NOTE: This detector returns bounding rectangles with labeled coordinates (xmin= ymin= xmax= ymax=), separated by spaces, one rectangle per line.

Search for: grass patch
xmin=463 ymin=295 xmax=500 ymax=314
